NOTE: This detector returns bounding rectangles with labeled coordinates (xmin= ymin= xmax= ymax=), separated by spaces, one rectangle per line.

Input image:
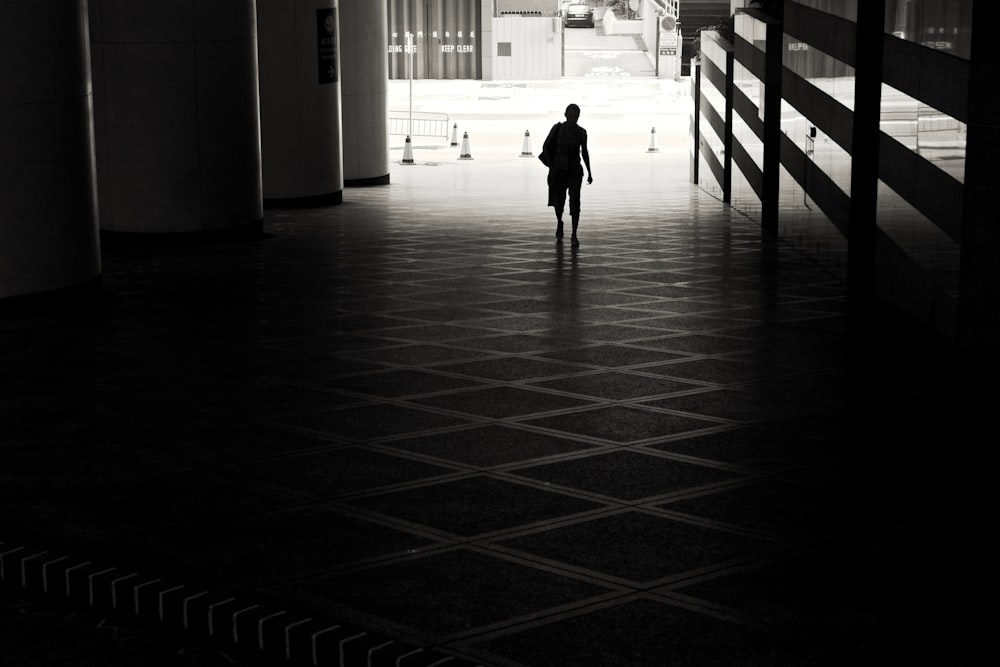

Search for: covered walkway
xmin=0 ymin=135 xmax=979 ymax=665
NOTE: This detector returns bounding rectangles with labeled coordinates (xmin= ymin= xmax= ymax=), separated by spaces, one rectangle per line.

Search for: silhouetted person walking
xmin=542 ymin=103 xmax=592 ymax=246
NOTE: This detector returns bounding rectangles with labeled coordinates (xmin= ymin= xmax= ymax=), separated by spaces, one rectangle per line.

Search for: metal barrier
xmin=388 ymin=111 xmax=451 ymax=141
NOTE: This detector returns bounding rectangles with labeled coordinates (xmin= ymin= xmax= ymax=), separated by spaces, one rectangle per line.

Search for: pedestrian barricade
xmin=388 ymin=111 xmax=451 ymax=142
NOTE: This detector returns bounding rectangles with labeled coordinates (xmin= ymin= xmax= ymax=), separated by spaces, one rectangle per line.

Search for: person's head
xmin=565 ymin=103 xmax=581 ymax=123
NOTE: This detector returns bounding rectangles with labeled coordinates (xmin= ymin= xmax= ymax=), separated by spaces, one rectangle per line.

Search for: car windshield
xmin=568 ymin=4 xmax=590 ymax=11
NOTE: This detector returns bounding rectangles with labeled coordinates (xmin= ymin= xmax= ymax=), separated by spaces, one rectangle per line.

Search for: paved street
xmin=564 ymin=26 xmax=656 ymax=78
xmin=388 ymin=76 xmax=690 ymax=164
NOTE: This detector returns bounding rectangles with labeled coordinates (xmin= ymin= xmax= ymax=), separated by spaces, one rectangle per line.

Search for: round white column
xmin=258 ymin=0 xmax=344 ymax=204
xmin=0 ymin=0 xmax=101 ymax=304
xmin=89 ymin=0 xmax=263 ymax=236
xmin=340 ymin=0 xmax=389 ymax=185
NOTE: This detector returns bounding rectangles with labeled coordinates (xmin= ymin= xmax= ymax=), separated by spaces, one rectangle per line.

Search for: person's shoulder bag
xmin=538 ymin=122 xmax=561 ymax=168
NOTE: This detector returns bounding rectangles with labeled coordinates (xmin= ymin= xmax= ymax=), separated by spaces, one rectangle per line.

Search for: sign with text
xmin=387 ymin=0 xmax=479 ymax=79
xmin=317 ymin=8 xmax=337 ymax=84
xmin=660 ymin=30 xmax=678 ymax=47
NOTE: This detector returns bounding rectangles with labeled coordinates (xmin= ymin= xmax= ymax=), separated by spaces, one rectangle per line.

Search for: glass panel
xmin=733 ymin=61 xmax=762 ymax=118
xmin=885 ymin=0 xmax=973 ymax=60
xmin=731 ymin=157 xmax=762 ymax=221
xmin=880 ymin=83 xmax=966 ymax=183
xmin=788 ymin=0 xmax=857 ymax=22
xmin=781 ymin=99 xmax=852 ymax=195
xmin=701 ymin=81 xmax=727 ymax=156
xmin=777 ymin=165 xmax=848 ymax=280
xmin=733 ymin=61 xmax=764 ymax=167
xmin=701 ymin=34 xmax=729 ymax=72
xmin=734 ymin=13 xmax=769 ymax=52
xmin=732 ymin=111 xmax=763 ymax=220
xmin=697 ymin=37 xmax=729 ymax=200
xmin=782 ymin=35 xmax=855 ymax=110
xmin=876 ymin=180 xmax=961 ymax=302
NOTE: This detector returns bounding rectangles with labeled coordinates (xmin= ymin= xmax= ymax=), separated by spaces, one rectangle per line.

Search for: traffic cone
xmin=450 ymin=123 xmax=459 ymax=146
xmin=520 ymin=130 xmax=533 ymax=157
xmin=458 ymin=132 xmax=473 ymax=160
xmin=647 ymin=127 xmax=659 ymax=153
xmin=402 ymin=135 xmax=415 ymax=164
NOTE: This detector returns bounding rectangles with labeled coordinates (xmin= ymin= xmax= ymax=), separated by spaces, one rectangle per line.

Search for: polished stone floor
xmin=0 ymin=141 xmax=981 ymax=665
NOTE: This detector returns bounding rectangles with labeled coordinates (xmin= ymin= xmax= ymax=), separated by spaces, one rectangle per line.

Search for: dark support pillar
xmin=957 ymin=2 xmax=1000 ymax=361
xmin=723 ymin=48 xmax=734 ymax=203
xmin=847 ymin=0 xmax=885 ymax=318
xmin=90 ymin=0 xmax=263 ymax=237
xmin=690 ymin=59 xmax=701 ymax=185
xmin=760 ymin=17 xmax=783 ymax=235
xmin=0 ymin=1 xmax=101 ymax=308
xmin=941 ymin=6 xmax=992 ymax=645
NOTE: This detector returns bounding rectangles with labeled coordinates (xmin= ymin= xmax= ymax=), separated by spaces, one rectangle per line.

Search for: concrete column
xmin=759 ymin=12 xmax=783 ymax=236
xmin=847 ymin=0 xmax=885 ymax=318
xmin=690 ymin=58 xmax=701 ymax=185
xmin=258 ymin=0 xmax=344 ymax=202
xmin=958 ymin=1 xmax=1000 ymax=359
xmin=89 ymin=0 xmax=263 ymax=236
xmin=0 ymin=0 xmax=101 ymax=304
xmin=340 ymin=0 xmax=389 ymax=186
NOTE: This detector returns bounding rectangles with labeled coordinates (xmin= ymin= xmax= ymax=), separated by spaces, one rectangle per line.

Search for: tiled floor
xmin=0 ymin=130 xmax=981 ymax=665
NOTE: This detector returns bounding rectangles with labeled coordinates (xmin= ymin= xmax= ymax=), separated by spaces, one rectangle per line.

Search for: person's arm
xmin=581 ymin=129 xmax=593 ymax=184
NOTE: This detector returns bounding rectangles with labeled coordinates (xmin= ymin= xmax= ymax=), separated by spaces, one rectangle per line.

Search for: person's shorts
xmin=547 ymin=168 xmax=584 ymax=211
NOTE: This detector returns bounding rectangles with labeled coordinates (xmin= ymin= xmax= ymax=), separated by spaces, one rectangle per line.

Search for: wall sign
xmin=317 ymin=8 xmax=337 ymax=84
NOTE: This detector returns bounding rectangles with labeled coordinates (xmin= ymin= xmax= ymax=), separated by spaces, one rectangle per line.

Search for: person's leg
xmin=548 ymin=173 xmax=567 ymax=240
xmin=568 ymin=175 xmax=583 ymax=245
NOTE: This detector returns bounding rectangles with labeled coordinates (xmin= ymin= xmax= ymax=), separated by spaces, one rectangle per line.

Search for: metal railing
xmin=388 ymin=111 xmax=451 ymax=140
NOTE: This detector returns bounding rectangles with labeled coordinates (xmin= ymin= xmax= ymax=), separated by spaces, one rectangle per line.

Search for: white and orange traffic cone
xmin=402 ymin=135 xmax=415 ymax=164
xmin=458 ymin=132 xmax=473 ymax=160
xmin=450 ymin=123 xmax=459 ymax=147
xmin=520 ymin=130 xmax=533 ymax=157
xmin=647 ymin=127 xmax=659 ymax=153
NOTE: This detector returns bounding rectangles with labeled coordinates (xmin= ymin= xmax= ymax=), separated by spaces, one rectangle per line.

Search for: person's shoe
xmin=571 ymin=236 xmax=580 ymax=246
xmin=555 ymin=222 xmax=564 ymax=240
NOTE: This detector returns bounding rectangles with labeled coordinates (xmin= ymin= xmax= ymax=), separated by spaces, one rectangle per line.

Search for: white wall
xmin=492 ymin=16 xmax=562 ymax=80
xmin=481 ymin=0 xmax=494 ymax=80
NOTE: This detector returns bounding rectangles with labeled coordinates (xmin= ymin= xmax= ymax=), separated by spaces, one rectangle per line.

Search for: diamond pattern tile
xmin=385 ymin=424 xmax=600 ymax=467
xmin=522 ymin=405 xmax=722 ymax=443
xmin=496 ymin=511 xmax=773 ymax=583
xmin=348 ymin=476 xmax=608 ymax=537
xmin=300 ymin=549 xmax=613 ymax=639
xmin=474 ymin=598 xmax=801 ymax=667
xmin=509 ymin=450 xmax=739 ymax=501
xmin=410 ymin=385 xmax=597 ymax=418
xmin=529 ymin=370 xmax=701 ymax=400
xmin=273 ymin=403 xmax=474 ymax=441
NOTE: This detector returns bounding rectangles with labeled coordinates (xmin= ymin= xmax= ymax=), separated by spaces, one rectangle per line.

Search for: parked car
xmin=564 ymin=3 xmax=595 ymax=28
